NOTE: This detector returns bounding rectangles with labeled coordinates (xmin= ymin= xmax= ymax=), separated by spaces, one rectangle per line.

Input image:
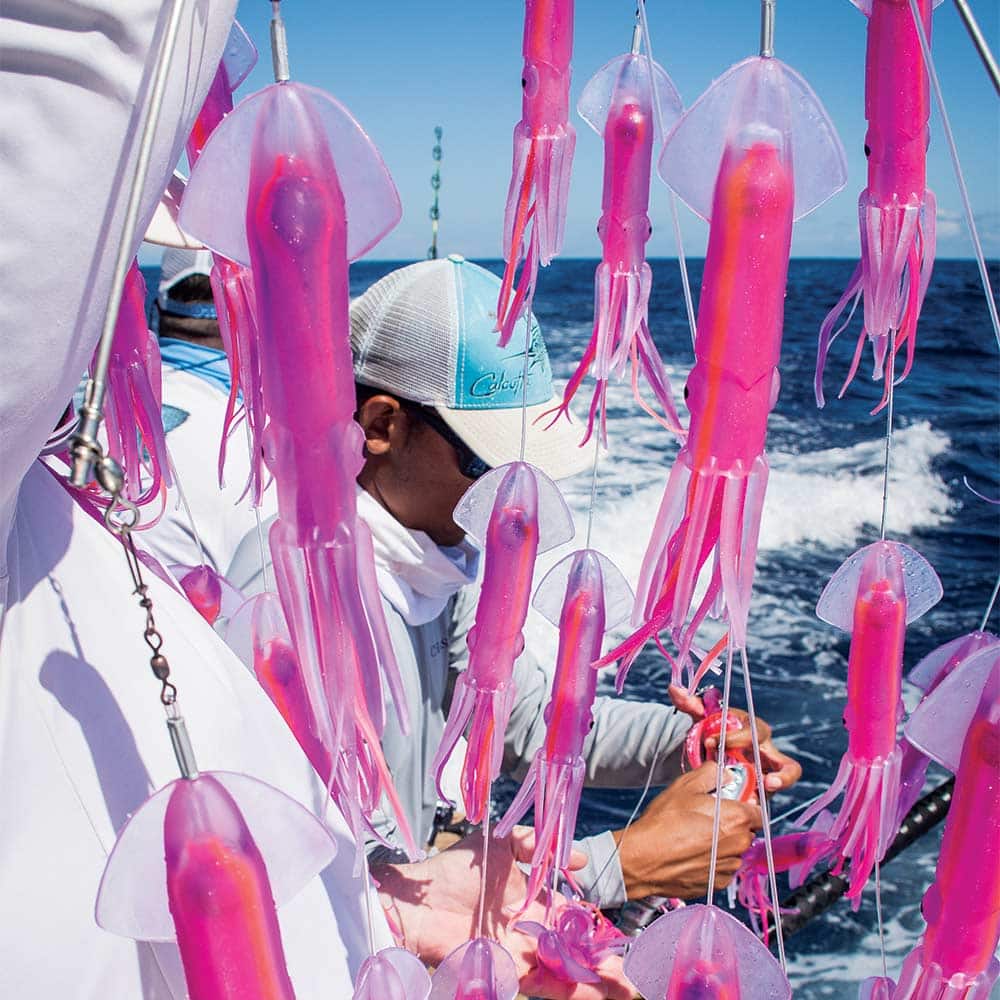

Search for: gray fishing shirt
xmin=228 ymin=516 xmax=692 ymax=908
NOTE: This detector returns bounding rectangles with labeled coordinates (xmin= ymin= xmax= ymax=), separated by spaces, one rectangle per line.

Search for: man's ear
xmin=356 ymin=394 xmax=404 ymax=457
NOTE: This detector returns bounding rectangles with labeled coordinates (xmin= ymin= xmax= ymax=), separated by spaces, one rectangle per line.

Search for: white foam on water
xmin=763 ymin=421 xmax=953 ymax=550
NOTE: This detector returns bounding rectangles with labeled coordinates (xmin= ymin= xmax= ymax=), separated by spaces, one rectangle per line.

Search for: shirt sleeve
xmin=571 ymin=832 xmax=628 ymax=909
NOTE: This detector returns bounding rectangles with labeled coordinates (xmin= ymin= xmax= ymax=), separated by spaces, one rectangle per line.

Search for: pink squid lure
xmin=730 ymin=814 xmax=836 ymax=946
xmin=624 ymin=903 xmax=791 ymax=1000
xmin=96 ymin=260 xmax=172 ymax=514
xmin=226 ymin=590 xmax=411 ymax=856
xmin=179 ymin=81 xmax=415 ymax=863
xmin=432 ymin=461 xmax=573 ymax=825
xmin=886 ymin=644 xmax=1000 ymax=1000
xmin=96 ymin=771 xmax=338 ymax=999
xmin=353 ymin=947 xmax=431 ymax=1000
xmin=815 ymin=0 xmax=937 ymax=411
xmin=429 ymin=937 xmax=519 ymax=1000
xmin=170 ymin=562 xmax=244 ymax=625
xmin=895 ymin=629 xmax=999 ymax=825
xmin=544 ymin=45 xmax=684 ymax=445
xmin=496 ymin=0 xmax=576 ymax=347
xmin=516 ymin=899 xmax=626 ymax=987
xmin=494 ymin=548 xmax=632 ymax=908
xmin=595 ymin=56 xmax=846 ymax=688
xmin=163 ymin=775 xmax=296 ymax=1000
xmin=798 ymin=540 xmax=941 ymax=907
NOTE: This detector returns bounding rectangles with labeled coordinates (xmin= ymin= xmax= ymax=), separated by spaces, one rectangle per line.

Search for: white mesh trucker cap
xmin=350 ymin=255 xmax=593 ymax=481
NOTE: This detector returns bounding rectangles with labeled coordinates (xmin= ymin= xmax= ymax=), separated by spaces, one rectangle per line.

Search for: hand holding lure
xmin=869 ymin=645 xmax=1000 ymax=1000
xmin=494 ymin=548 xmax=632 ymax=907
xmin=179 ymin=75 xmax=415 ymax=860
xmin=543 ymin=34 xmax=684 ymax=444
xmin=797 ymin=540 xmax=941 ymax=907
xmin=816 ymin=0 xmax=939 ymax=411
xmin=431 ymin=461 xmax=574 ymax=824
xmin=595 ymin=53 xmax=846 ymax=688
xmin=683 ymin=686 xmax=757 ymax=803
xmin=496 ymin=0 xmax=576 ymax=346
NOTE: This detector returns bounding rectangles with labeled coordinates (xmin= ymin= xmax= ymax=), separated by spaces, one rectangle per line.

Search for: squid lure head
xmin=853 ymin=541 xmax=907 ymax=631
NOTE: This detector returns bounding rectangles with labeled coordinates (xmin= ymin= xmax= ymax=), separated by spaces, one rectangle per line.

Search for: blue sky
xmin=169 ymin=1 xmax=999 ymax=261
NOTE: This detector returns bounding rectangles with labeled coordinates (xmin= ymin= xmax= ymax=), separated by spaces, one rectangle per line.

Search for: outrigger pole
xmin=428 ymin=125 xmax=443 ymax=259
xmin=952 ymin=0 xmax=1000 ymax=96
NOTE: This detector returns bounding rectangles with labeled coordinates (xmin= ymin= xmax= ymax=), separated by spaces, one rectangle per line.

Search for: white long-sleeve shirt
xmin=0 ymin=4 xmax=389 ymax=996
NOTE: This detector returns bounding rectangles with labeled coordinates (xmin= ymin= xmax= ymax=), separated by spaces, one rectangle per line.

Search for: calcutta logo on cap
xmin=467 ymin=327 xmax=551 ymax=403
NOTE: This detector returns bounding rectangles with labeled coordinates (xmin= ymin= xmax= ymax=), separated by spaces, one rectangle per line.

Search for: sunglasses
xmin=407 ymin=404 xmax=491 ymax=480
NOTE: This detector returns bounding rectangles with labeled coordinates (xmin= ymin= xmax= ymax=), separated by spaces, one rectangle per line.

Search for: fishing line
xmin=477 ymin=808 xmax=492 ymax=940
xmin=873 ymin=332 xmax=898 ymax=971
xmin=879 ymin=330 xmax=897 ymax=541
xmin=907 ymin=0 xmax=1000 ymax=350
xmin=244 ymin=421 xmax=275 ymax=594
xmin=706 ymin=639 xmax=736 ymax=904
xmin=738 ymin=646 xmax=788 ymax=970
xmin=637 ymin=0 xmax=698 ymax=349
xmin=770 ymin=790 xmax=827 ymax=827
xmin=166 ymin=450 xmax=208 ymax=568
xmin=590 ymin=741 xmax=665 ymax=892
xmin=520 ymin=311 xmax=531 ymax=462
xmin=584 ymin=397 xmax=605 ymax=549
xmin=361 ymin=854 xmax=378 ymax=956
xmin=980 ymin=569 xmax=1000 ymax=632
xmin=874 ymin=858 xmax=889 ymax=979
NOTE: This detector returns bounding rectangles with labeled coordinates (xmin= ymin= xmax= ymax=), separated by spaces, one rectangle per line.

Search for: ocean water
xmin=349 ymin=256 xmax=999 ymax=997
xmin=146 ymin=256 xmax=998 ymax=994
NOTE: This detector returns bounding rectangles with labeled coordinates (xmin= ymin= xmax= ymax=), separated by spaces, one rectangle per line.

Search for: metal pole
xmin=631 ymin=5 xmax=643 ymax=54
xmin=71 ymin=0 xmax=188 ymax=487
xmin=270 ymin=0 xmax=291 ymax=83
xmin=952 ymin=0 xmax=1000 ymax=96
xmin=760 ymin=0 xmax=777 ymax=58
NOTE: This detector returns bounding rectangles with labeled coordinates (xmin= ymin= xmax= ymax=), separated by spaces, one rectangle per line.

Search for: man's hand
xmin=373 ymin=827 xmax=635 ymax=1000
xmin=669 ymin=683 xmax=803 ymax=794
xmin=614 ymin=762 xmax=763 ymax=900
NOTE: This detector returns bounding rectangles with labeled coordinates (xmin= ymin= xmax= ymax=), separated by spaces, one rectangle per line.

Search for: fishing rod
xmin=614 ymin=776 xmax=956 ymax=940
xmin=779 ymin=777 xmax=954 ymax=937
xmin=428 ymin=125 xmax=443 ymax=259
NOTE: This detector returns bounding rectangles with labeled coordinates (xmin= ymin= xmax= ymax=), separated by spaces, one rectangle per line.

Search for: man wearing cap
xmin=227 ymin=254 xmax=801 ymax=909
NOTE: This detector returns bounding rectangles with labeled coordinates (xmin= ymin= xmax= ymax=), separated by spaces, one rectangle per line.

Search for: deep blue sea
xmin=356 ymin=256 xmax=999 ymax=997
xmin=147 ymin=256 xmax=999 ymax=996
